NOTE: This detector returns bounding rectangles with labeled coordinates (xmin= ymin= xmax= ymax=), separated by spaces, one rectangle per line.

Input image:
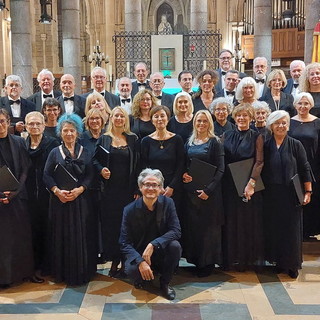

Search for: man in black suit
xmin=118 ymin=77 xmax=133 ymax=114
xmin=119 ymin=168 xmax=181 ymax=300
xmin=27 ymin=69 xmax=61 ymax=111
xmin=215 ymin=70 xmax=239 ymax=104
xmin=149 ymin=72 xmax=174 ymax=115
xmin=253 ymin=57 xmax=269 ymax=98
xmin=0 ymin=75 xmax=36 ymax=135
xmin=131 ymin=62 xmax=151 ymax=98
xmin=82 ymin=66 xmax=120 ymax=109
xmin=176 ymin=70 xmax=194 ymax=95
xmin=56 ymin=74 xmax=85 ymax=118
xmin=283 ymin=60 xmax=305 ymax=96
xmin=215 ymin=49 xmax=246 ymax=93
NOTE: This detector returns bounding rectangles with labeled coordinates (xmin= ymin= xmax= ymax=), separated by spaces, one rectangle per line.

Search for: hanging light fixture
xmin=282 ymin=0 xmax=295 ymax=21
xmin=39 ymin=0 xmax=53 ymax=24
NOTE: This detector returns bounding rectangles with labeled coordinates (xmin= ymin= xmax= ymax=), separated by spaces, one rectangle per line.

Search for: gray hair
xmin=209 ymin=97 xmax=233 ymax=114
xmin=290 ymin=60 xmax=305 ymax=70
xmin=173 ymin=91 xmax=194 ymax=116
xmin=25 ymin=111 xmax=45 ymax=124
xmin=138 ymin=168 xmax=164 ymax=188
xmin=293 ymin=91 xmax=314 ymax=108
xmin=37 ymin=69 xmax=55 ymax=82
xmin=252 ymin=100 xmax=271 ymax=114
xmin=266 ymin=110 xmax=290 ymax=131
xmin=235 ymin=77 xmax=259 ymax=101
xmin=253 ymin=56 xmax=268 ymax=67
xmin=5 ymin=75 xmax=22 ymax=87
xmin=91 ymin=66 xmax=107 ymax=78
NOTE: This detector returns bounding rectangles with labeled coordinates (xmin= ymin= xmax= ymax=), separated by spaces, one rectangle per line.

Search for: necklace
xmin=159 ymin=140 xmax=165 ymax=149
xmin=194 ymin=136 xmax=209 ymax=145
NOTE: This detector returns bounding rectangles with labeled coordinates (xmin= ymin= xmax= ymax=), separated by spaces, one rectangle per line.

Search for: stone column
xmin=254 ymin=0 xmax=272 ymax=65
xmin=305 ymin=0 xmax=320 ymax=64
xmin=125 ymin=0 xmax=142 ymax=32
xmin=10 ymin=0 xmax=33 ymax=97
xmin=190 ymin=0 xmax=208 ymax=31
xmin=62 ymin=0 xmax=81 ymax=94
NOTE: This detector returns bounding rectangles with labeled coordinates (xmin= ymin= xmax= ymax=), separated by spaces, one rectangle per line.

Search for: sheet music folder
xmin=96 ymin=145 xmax=110 ymax=168
xmin=228 ymin=158 xmax=265 ymax=197
xmin=54 ymin=163 xmax=78 ymax=190
xmin=0 ymin=165 xmax=20 ymax=191
xmin=291 ymin=174 xmax=304 ymax=206
xmin=185 ymin=158 xmax=217 ymax=192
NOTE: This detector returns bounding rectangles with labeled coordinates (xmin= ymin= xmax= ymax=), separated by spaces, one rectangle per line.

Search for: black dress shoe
xmin=288 ymin=269 xmax=299 ymax=279
xmin=26 ymin=275 xmax=44 ymax=283
xmin=160 ymin=283 xmax=176 ymax=300
xmin=134 ymin=280 xmax=146 ymax=289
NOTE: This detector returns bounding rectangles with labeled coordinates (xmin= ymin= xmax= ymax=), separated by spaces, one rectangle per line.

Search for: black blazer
xmin=81 ymin=89 xmax=120 ymax=110
xmin=119 ymin=195 xmax=181 ymax=265
xmin=159 ymin=92 xmax=175 ymax=115
xmin=27 ymin=90 xmax=62 ymax=112
xmin=0 ymin=96 xmax=36 ymax=134
xmin=131 ymin=80 xmax=151 ymax=98
xmin=283 ymin=78 xmax=295 ymax=95
xmin=56 ymin=94 xmax=86 ymax=118
xmin=259 ymin=89 xmax=295 ymax=117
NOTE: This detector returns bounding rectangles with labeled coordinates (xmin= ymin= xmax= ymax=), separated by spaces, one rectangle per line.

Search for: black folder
xmin=53 ymin=163 xmax=78 ymax=190
xmin=228 ymin=158 xmax=265 ymax=197
xmin=96 ymin=145 xmax=110 ymax=168
xmin=291 ymin=174 xmax=304 ymax=206
xmin=185 ymin=158 xmax=217 ymax=192
xmin=0 ymin=165 xmax=20 ymax=191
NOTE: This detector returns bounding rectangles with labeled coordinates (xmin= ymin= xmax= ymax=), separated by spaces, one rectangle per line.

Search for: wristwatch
xmin=249 ymin=180 xmax=256 ymax=188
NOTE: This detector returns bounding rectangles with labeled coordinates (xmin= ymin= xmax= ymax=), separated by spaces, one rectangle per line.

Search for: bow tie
xmin=43 ymin=94 xmax=53 ymax=98
xmin=156 ymin=95 xmax=162 ymax=100
xmin=293 ymin=83 xmax=299 ymax=88
xmin=221 ymin=71 xmax=227 ymax=76
xmin=121 ymin=98 xmax=131 ymax=103
xmin=255 ymin=78 xmax=265 ymax=84
xmin=98 ymin=92 xmax=105 ymax=97
xmin=64 ymin=96 xmax=74 ymax=101
xmin=226 ymin=91 xmax=235 ymax=96
xmin=9 ymin=99 xmax=21 ymax=105
xmin=137 ymin=82 xmax=146 ymax=86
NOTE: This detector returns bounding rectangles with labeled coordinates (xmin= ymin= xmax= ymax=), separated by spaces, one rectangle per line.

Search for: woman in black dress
xmin=263 ymin=110 xmax=312 ymax=278
xmin=289 ymin=92 xmax=320 ymax=240
xmin=25 ymin=111 xmax=59 ymax=272
xmin=41 ymin=98 xmax=62 ymax=142
xmin=130 ymin=89 xmax=157 ymax=140
xmin=259 ymin=69 xmax=295 ymax=117
xmin=168 ymin=91 xmax=194 ymax=143
xmin=182 ymin=110 xmax=224 ymax=277
xmin=192 ymin=70 xmax=219 ymax=113
xmin=0 ymin=108 xmax=35 ymax=288
xmin=209 ymin=97 xmax=235 ymax=137
xmin=94 ymin=107 xmax=138 ymax=277
xmin=222 ymin=103 xmax=264 ymax=271
xmin=251 ymin=101 xmax=271 ymax=139
xmin=43 ymin=113 xmax=96 ymax=285
xmin=141 ymin=105 xmax=184 ymax=200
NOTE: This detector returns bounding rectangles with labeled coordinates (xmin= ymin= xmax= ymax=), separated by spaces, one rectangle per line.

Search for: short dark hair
xmin=178 ymin=70 xmax=193 ymax=82
xmin=0 ymin=108 xmax=10 ymax=121
xmin=150 ymin=105 xmax=170 ymax=119
xmin=219 ymin=49 xmax=233 ymax=57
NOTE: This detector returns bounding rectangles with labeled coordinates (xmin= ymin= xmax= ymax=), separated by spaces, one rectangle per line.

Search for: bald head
xmin=60 ymin=74 xmax=75 ymax=97
xmin=150 ymin=72 xmax=165 ymax=95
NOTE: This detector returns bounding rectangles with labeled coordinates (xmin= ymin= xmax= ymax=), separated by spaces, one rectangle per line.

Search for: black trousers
xmin=125 ymin=240 xmax=181 ymax=284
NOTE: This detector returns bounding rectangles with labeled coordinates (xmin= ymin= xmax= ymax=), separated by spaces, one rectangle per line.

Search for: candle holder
xmin=88 ymin=40 xmax=109 ymax=67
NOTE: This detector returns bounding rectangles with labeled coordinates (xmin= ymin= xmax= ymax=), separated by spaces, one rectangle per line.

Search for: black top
xmin=44 ymin=126 xmax=60 ymax=142
xmin=167 ymin=116 xmax=193 ymax=143
xmin=130 ymin=116 xmax=155 ymax=140
xmin=310 ymin=92 xmax=320 ymax=118
xmin=0 ymin=136 xmax=14 ymax=169
xmin=140 ymin=135 xmax=184 ymax=189
xmin=79 ymin=130 xmax=103 ymax=156
xmin=192 ymin=96 xmax=208 ymax=113
xmin=289 ymin=118 xmax=320 ymax=181
xmin=214 ymin=120 xmax=235 ymax=138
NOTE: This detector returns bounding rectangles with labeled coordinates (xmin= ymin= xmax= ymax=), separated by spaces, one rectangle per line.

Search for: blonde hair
xmin=131 ymin=89 xmax=157 ymax=119
xmin=235 ymin=77 xmax=259 ymax=101
xmin=188 ymin=110 xmax=215 ymax=146
xmin=299 ymin=62 xmax=320 ymax=92
xmin=173 ymin=92 xmax=194 ymax=116
xmin=104 ymin=106 xmax=133 ymax=138
xmin=84 ymin=92 xmax=112 ymax=117
xmin=232 ymin=103 xmax=255 ymax=121
xmin=83 ymin=108 xmax=107 ymax=131
xmin=266 ymin=69 xmax=287 ymax=88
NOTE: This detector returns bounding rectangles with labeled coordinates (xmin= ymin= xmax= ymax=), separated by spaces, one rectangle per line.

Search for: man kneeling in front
xmin=119 ymin=168 xmax=182 ymax=300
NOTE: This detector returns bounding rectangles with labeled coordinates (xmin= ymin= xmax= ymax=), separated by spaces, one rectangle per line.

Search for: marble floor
xmin=1 ymin=255 xmax=320 ymax=320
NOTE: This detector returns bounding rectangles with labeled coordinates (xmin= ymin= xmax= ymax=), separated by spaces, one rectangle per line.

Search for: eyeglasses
xmin=0 ymin=119 xmax=9 ymax=125
xmin=45 ymin=108 xmax=59 ymax=113
xmin=273 ymin=121 xmax=288 ymax=127
xmin=141 ymin=98 xmax=152 ymax=102
xmin=26 ymin=122 xmax=43 ymax=127
xmin=89 ymin=117 xmax=102 ymax=122
xmin=93 ymin=76 xmax=106 ymax=80
xmin=219 ymin=57 xmax=232 ymax=61
xmin=8 ymin=83 xmax=21 ymax=88
xmin=142 ymin=183 xmax=160 ymax=189
xmin=215 ymin=108 xmax=228 ymax=113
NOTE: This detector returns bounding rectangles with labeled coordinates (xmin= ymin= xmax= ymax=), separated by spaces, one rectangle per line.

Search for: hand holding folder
xmin=53 ymin=163 xmax=78 ymax=191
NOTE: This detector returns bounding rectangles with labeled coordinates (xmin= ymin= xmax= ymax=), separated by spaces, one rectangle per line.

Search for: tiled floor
xmin=1 ymin=255 xmax=320 ymax=319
